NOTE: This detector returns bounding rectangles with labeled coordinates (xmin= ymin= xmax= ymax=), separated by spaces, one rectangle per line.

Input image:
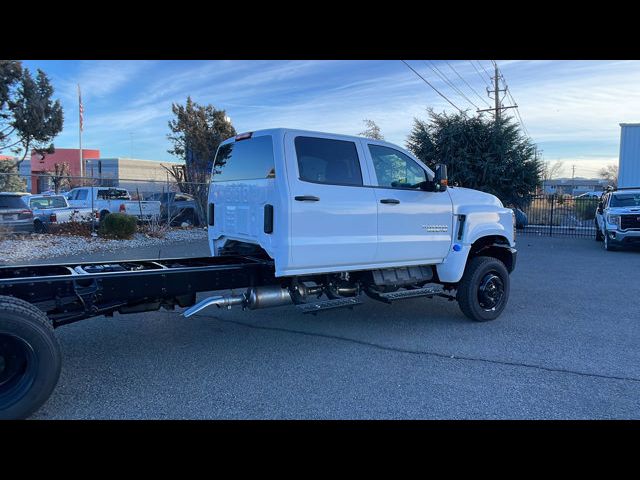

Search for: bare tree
xmin=599 ymin=163 xmax=618 ymax=188
xmin=48 ymin=162 xmax=71 ymax=193
xmin=358 ymin=119 xmax=384 ymax=140
xmin=542 ymin=160 xmax=564 ymax=181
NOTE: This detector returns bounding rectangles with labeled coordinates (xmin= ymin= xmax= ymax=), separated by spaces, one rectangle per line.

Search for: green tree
xmin=0 ymin=62 xmax=64 ymax=166
xmin=358 ymin=119 xmax=384 ymax=140
xmin=406 ymin=109 xmax=543 ymax=207
xmin=0 ymin=160 xmax=27 ymax=192
xmin=166 ymin=96 xmax=236 ymax=222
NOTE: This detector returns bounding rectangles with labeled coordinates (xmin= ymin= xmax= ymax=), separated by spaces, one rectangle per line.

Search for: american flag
xmin=78 ymin=85 xmax=84 ymax=132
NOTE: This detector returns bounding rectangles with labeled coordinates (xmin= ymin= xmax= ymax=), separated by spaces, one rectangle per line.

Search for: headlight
xmin=607 ymin=214 xmax=620 ymax=227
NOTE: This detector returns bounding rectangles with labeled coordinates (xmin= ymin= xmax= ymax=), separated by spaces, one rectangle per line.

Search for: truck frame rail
xmin=0 ymin=255 xmax=276 ymax=327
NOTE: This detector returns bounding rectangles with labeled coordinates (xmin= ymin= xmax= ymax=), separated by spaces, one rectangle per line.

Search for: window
xmin=30 ymin=196 xmax=67 ymax=209
xmin=0 ymin=196 xmax=27 ymax=209
xmin=610 ymin=193 xmax=640 ymax=208
xmin=295 ymin=136 xmax=363 ymax=186
xmin=212 ymin=135 xmax=275 ymax=182
xmin=76 ymin=190 xmax=88 ymax=201
xmin=97 ymin=188 xmax=129 ymax=200
xmin=368 ymin=144 xmax=426 ymax=189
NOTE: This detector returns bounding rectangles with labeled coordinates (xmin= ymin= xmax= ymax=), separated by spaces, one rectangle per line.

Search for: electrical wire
xmin=446 ymin=61 xmax=491 ymax=107
xmin=400 ymin=60 xmax=466 ymax=115
xmin=424 ymin=61 xmax=480 ymax=110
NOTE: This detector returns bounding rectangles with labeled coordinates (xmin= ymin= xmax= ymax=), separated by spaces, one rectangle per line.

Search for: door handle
xmin=295 ymin=195 xmax=320 ymax=202
xmin=380 ymin=198 xmax=400 ymax=204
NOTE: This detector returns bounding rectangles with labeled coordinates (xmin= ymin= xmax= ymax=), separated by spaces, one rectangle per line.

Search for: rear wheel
xmin=0 ymin=296 xmax=61 ymax=420
xmin=456 ymin=256 xmax=510 ymax=322
xmin=33 ymin=220 xmax=47 ymax=234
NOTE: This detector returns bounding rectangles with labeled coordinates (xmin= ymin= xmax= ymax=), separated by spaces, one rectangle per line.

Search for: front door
xmin=364 ymin=143 xmax=453 ymax=265
xmin=285 ymin=133 xmax=378 ymax=271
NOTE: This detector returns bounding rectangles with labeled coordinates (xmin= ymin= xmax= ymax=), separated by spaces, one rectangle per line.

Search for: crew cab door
xmin=67 ymin=188 xmax=90 ymax=208
xmin=363 ymin=142 xmax=453 ymax=264
xmin=285 ymin=132 xmax=377 ymax=271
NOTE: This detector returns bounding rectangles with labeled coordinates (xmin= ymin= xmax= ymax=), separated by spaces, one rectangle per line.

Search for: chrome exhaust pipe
xmin=182 ymin=286 xmax=292 ymax=317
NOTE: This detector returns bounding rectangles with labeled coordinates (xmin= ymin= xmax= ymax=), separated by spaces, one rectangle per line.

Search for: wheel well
xmin=469 ymin=235 xmax=514 ymax=272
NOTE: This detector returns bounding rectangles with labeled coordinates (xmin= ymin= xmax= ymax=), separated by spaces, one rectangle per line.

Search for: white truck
xmin=595 ymin=187 xmax=640 ymax=250
xmin=0 ymin=128 xmax=517 ymax=419
xmin=65 ymin=186 xmax=161 ymax=222
xmin=27 ymin=194 xmax=95 ymax=233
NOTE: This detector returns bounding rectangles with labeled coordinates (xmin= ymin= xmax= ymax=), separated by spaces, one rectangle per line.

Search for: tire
xmin=34 ymin=220 xmax=47 ymax=234
xmin=603 ymin=230 xmax=618 ymax=251
xmin=595 ymin=222 xmax=603 ymax=242
xmin=0 ymin=295 xmax=61 ymax=420
xmin=456 ymin=256 xmax=510 ymax=322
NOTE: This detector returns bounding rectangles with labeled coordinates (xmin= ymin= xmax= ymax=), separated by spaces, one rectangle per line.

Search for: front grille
xmin=621 ymin=215 xmax=640 ymax=230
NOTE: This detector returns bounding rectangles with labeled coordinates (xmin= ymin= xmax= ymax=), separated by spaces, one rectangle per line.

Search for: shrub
xmin=575 ymin=197 xmax=599 ymax=221
xmin=98 ymin=213 xmax=137 ymax=239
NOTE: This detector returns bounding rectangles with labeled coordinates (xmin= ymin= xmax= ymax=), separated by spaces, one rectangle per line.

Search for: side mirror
xmin=433 ymin=164 xmax=448 ymax=192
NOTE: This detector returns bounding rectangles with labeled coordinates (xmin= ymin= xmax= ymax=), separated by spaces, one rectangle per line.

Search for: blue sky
xmin=20 ymin=60 xmax=640 ymax=178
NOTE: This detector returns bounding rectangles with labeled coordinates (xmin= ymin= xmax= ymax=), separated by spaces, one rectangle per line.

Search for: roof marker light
xmin=235 ymin=132 xmax=253 ymax=141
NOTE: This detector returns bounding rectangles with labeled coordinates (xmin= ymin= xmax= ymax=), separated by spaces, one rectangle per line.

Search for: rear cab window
xmin=30 ymin=196 xmax=68 ymax=209
xmin=294 ymin=136 xmax=363 ymax=186
xmin=212 ymin=135 xmax=275 ymax=182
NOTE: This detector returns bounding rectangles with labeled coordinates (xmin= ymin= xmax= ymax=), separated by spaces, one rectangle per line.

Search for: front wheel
xmin=456 ymin=256 xmax=510 ymax=322
xmin=603 ymin=230 xmax=618 ymax=251
xmin=0 ymin=296 xmax=61 ymax=420
xmin=595 ymin=221 xmax=604 ymax=242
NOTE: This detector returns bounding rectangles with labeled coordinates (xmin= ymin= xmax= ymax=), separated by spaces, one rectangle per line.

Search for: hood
xmin=447 ymin=186 xmax=504 ymax=209
xmin=607 ymin=206 xmax=640 ymax=214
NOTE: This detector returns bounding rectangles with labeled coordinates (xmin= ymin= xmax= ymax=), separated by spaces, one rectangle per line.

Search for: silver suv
xmin=595 ymin=188 xmax=640 ymax=250
xmin=0 ymin=192 xmax=33 ymax=233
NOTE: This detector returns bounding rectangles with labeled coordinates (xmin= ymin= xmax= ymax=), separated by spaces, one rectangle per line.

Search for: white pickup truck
xmin=595 ymin=187 xmax=640 ymax=250
xmin=65 ymin=186 xmax=161 ymax=222
xmin=201 ymin=128 xmax=517 ymax=321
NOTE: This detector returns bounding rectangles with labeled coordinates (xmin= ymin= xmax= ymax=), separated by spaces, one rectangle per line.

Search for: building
xmin=619 ymin=123 xmax=640 ymax=188
xmin=27 ymin=148 xmax=182 ymax=195
xmin=85 ymin=157 xmax=181 ymax=196
xmin=30 ymin=148 xmax=100 ymax=193
xmin=542 ymin=178 xmax=608 ymax=196
xmin=0 ymin=155 xmax=32 ymax=192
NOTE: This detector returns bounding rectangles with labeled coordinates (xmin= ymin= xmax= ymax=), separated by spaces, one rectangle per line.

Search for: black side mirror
xmin=433 ymin=164 xmax=448 ymax=192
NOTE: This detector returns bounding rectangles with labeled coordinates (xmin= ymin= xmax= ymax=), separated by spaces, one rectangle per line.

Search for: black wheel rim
xmin=0 ymin=333 xmax=38 ymax=409
xmin=477 ymin=272 xmax=505 ymax=311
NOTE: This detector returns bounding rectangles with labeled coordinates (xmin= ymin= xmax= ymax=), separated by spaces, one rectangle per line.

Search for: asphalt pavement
xmin=27 ymin=234 xmax=640 ymax=419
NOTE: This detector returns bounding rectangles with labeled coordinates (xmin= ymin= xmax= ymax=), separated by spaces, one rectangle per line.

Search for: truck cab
xmin=207 ymin=128 xmax=516 ymax=321
xmin=595 ymin=188 xmax=640 ymax=250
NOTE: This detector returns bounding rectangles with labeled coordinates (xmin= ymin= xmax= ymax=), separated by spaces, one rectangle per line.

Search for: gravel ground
xmin=27 ymin=235 xmax=640 ymax=419
xmin=0 ymin=228 xmax=208 ymax=264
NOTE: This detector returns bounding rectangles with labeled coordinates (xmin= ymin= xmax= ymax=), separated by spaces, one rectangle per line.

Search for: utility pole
xmin=476 ymin=61 xmax=518 ymax=121
xmin=572 ymin=164 xmax=576 ymax=180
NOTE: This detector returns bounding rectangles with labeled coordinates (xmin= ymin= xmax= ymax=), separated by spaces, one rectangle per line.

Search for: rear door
xmin=285 ymin=132 xmax=377 ymax=270
xmin=363 ymin=142 xmax=453 ymax=264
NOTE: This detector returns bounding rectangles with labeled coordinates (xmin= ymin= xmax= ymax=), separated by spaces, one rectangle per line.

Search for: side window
xmin=212 ymin=135 xmax=275 ymax=182
xmin=67 ymin=190 xmax=77 ymax=200
xmin=76 ymin=189 xmax=88 ymax=201
xmin=368 ymin=144 xmax=426 ymax=189
xmin=295 ymin=136 xmax=363 ymax=186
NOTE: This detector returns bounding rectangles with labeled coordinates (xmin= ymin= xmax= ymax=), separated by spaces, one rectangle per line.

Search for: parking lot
xmin=30 ymin=235 xmax=640 ymax=419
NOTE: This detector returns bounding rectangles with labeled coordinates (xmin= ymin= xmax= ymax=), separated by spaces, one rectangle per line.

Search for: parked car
xmin=0 ymin=192 xmax=33 ymax=233
xmin=576 ymin=191 xmax=602 ymax=198
xmin=595 ymin=187 xmax=640 ymax=250
xmin=511 ymin=207 xmax=528 ymax=230
xmin=146 ymin=192 xmax=201 ymax=226
xmin=65 ymin=187 xmax=161 ymax=222
xmin=27 ymin=194 xmax=95 ymax=233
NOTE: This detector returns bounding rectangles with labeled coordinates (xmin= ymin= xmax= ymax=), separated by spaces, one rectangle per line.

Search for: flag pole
xmin=78 ymin=84 xmax=83 ymax=183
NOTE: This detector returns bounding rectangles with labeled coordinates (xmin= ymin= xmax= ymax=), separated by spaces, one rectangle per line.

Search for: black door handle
xmin=380 ymin=198 xmax=400 ymax=204
xmin=295 ymin=195 xmax=320 ymax=202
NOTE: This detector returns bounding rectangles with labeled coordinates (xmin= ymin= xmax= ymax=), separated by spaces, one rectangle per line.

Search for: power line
xmin=446 ymin=61 xmax=491 ymax=107
xmin=400 ymin=60 xmax=466 ymax=114
xmin=469 ymin=60 xmax=491 ymax=87
xmin=477 ymin=60 xmax=494 ymax=84
xmin=424 ymin=60 xmax=480 ymax=110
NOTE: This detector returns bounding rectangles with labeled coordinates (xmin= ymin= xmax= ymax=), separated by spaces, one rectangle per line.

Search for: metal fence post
xmin=549 ymin=194 xmax=554 ymax=237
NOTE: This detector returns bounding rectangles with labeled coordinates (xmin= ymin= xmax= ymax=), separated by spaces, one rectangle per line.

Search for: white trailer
xmin=618 ymin=123 xmax=640 ymax=188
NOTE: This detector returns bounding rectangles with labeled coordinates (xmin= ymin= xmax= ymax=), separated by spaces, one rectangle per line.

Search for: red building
xmin=31 ymin=148 xmax=100 ymax=193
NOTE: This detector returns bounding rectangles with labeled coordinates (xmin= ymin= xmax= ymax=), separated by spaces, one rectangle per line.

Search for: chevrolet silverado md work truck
xmin=0 ymin=128 xmax=516 ymax=419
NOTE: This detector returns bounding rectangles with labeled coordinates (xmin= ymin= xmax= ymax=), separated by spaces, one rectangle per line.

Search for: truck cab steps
xmin=369 ymin=285 xmax=446 ymax=304
xmin=296 ymin=297 xmax=362 ymax=314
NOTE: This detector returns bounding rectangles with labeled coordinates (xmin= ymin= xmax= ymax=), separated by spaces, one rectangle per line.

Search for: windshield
xmin=30 ymin=196 xmax=67 ymax=209
xmin=610 ymin=193 xmax=640 ymax=208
